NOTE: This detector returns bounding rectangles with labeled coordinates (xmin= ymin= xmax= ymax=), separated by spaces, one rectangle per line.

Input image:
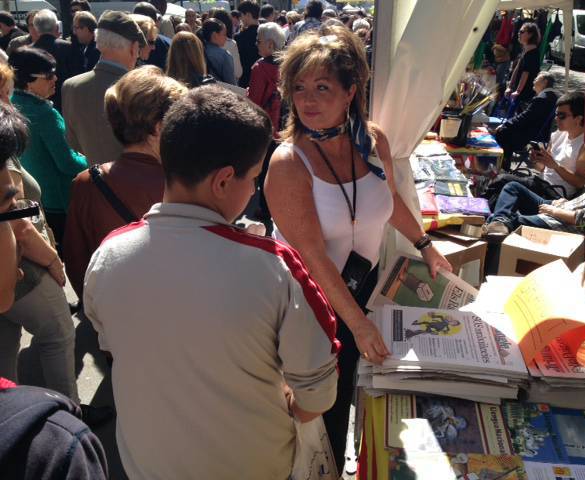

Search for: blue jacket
xmin=205 ymin=42 xmax=236 ymax=85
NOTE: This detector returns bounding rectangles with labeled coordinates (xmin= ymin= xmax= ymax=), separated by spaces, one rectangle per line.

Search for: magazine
xmin=387 ymin=448 xmax=526 ymax=480
xmin=373 ymin=305 xmax=528 ymax=377
xmin=524 ymin=461 xmax=585 ymax=479
xmin=384 ymin=394 xmax=514 ymax=455
xmin=503 ymin=402 xmax=585 ymax=465
xmin=367 ymin=254 xmax=478 ymax=311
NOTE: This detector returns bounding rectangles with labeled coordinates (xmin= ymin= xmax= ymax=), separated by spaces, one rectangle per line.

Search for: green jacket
xmin=12 ymin=90 xmax=87 ymax=213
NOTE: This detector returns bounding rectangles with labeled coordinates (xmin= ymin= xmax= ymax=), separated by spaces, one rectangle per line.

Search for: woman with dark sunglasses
xmin=9 ymin=47 xmax=87 ymax=251
xmin=505 ymin=22 xmax=541 ymax=111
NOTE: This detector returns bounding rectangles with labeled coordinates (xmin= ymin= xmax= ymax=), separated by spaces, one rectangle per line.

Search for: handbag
xmin=89 ymin=165 xmax=138 ymax=223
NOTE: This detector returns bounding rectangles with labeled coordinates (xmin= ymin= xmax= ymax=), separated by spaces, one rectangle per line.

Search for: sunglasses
xmin=0 ymin=200 xmax=40 ymax=223
xmin=30 ymin=72 xmax=56 ymax=81
xmin=555 ymin=112 xmax=571 ymax=120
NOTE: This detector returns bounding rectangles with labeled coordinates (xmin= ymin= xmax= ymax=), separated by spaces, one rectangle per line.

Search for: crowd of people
xmin=476 ymin=13 xmax=585 ymax=238
xmin=0 ymin=1 xmax=410 ymax=479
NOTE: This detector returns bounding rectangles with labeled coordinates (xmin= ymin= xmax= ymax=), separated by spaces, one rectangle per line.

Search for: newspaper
xmin=503 ymin=402 xmax=585 ymax=465
xmin=524 ymin=461 xmax=585 ymax=480
xmin=532 ymin=337 xmax=585 ymax=380
xmin=367 ymin=254 xmax=478 ymax=311
xmin=384 ymin=394 xmax=514 ymax=455
xmin=387 ymin=448 xmax=526 ymax=480
xmin=374 ymin=305 xmax=528 ymax=377
xmin=504 ymin=260 xmax=585 ymax=364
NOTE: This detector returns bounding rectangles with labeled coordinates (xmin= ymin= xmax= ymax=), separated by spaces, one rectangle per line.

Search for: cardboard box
xmin=430 ymin=234 xmax=487 ymax=286
xmin=498 ymin=226 xmax=585 ymax=276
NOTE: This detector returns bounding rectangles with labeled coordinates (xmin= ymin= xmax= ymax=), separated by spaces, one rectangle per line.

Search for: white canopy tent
xmin=371 ymin=0 xmax=572 ymax=268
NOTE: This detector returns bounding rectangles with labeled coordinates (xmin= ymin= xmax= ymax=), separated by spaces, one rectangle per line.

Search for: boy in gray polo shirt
xmin=84 ymin=86 xmax=340 ymax=479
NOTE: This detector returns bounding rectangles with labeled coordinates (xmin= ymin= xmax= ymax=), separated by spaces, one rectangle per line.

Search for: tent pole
xmin=370 ymin=0 xmax=393 ymax=122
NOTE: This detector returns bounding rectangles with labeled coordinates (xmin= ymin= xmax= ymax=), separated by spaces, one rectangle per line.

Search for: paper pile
xmin=358 ymin=255 xmax=528 ymax=404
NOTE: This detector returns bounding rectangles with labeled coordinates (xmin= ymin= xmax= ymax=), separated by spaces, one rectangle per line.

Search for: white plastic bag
xmin=291 ymin=416 xmax=338 ymax=480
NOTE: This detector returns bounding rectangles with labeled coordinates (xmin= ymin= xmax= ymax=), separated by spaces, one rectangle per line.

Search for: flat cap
xmin=98 ymin=10 xmax=146 ymax=47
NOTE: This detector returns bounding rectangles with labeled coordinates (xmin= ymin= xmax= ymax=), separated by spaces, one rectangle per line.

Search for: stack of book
xmin=382 ymin=393 xmax=585 ymax=480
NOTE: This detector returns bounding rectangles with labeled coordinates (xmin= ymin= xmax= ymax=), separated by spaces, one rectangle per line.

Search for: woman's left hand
xmin=47 ymin=256 xmax=66 ymax=287
xmin=421 ymin=244 xmax=452 ymax=279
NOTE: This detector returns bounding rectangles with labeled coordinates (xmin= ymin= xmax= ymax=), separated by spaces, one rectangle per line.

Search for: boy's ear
xmin=210 ymin=165 xmax=235 ymax=198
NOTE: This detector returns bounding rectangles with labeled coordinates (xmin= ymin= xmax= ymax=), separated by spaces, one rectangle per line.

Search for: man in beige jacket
xmin=61 ymin=11 xmax=145 ymax=166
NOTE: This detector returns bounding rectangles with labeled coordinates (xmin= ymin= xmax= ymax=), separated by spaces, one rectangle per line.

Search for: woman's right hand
xmin=352 ymin=316 xmax=390 ymax=365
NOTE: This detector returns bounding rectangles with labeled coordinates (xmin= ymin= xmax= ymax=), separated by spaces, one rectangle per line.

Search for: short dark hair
xmin=230 ymin=10 xmax=241 ymax=19
xmin=9 ymin=47 xmax=56 ymax=90
xmin=160 ymin=85 xmax=271 ymax=187
xmin=71 ymin=0 xmax=91 ymax=12
xmin=305 ymin=1 xmax=323 ymax=20
xmin=74 ymin=11 xmax=97 ymax=32
xmin=0 ymin=11 xmax=15 ymax=27
xmin=557 ymin=91 xmax=585 ymax=125
xmin=0 ymin=102 xmax=27 ymax=169
xmin=260 ymin=4 xmax=274 ymax=19
xmin=198 ymin=18 xmax=224 ymax=43
xmin=211 ymin=9 xmax=233 ymax=39
xmin=133 ymin=2 xmax=159 ymax=22
xmin=276 ymin=15 xmax=287 ymax=27
xmin=237 ymin=1 xmax=260 ymax=20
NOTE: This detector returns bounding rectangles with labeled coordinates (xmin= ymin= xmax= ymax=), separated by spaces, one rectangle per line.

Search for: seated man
xmin=484 ymin=91 xmax=585 ymax=210
xmin=83 ymin=85 xmax=340 ymax=479
xmin=482 ymin=181 xmax=585 ymax=235
xmin=495 ymin=71 xmax=558 ymax=170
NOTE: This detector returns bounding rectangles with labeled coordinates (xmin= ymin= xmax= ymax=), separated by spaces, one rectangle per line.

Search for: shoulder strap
xmin=289 ymin=144 xmax=316 ymax=176
xmin=89 ymin=165 xmax=138 ymax=224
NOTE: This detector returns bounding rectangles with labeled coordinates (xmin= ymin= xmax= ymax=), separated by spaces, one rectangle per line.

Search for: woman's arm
xmin=372 ymin=125 xmax=452 ymax=277
xmin=512 ymin=71 xmax=529 ymax=98
xmin=265 ymin=146 xmax=389 ymax=364
xmin=0 ymin=221 xmax=19 ymax=312
xmin=11 ymin=218 xmax=65 ymax=286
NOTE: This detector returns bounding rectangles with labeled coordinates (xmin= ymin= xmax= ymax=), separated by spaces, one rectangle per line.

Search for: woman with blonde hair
xmin=166 ymin=31 xmax=214 ymax=88
xmin=130 ymin=13 xmax=158 ymax=65
xmin=265 ymin=26 xmax=452 ymax=472
xmin=63 ymin=66 xmax=187 ymax=299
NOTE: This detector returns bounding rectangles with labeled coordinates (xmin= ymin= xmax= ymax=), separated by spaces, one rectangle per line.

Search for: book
xmin=435 ymin=195 xmax=491 ymax=217
xmin=523 ymin=461 xmax=585 ymax=479
xmin=387 ymin=448 xmax=526 ymax=480
xmin=503 ymin=402 xmax=585 ymax=465
xmin=384 ymin=394 xmax=514 ymax=455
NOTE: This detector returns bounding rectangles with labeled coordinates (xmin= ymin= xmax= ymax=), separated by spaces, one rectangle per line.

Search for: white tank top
xmin=273 ymin=142 xmax=394 ymax=272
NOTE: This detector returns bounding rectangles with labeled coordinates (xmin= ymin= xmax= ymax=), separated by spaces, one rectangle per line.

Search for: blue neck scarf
xmin=302 ymin=114 xmax=386 ymax=180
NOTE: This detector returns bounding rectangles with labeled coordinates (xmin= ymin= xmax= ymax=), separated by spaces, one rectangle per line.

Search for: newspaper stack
xmin=471 ymin=269 xmax=585 ymax=409
xmin=358 ymin=305 xmax=529 ymax=404
xmin=358 ymin=254 xmax=529 ymax=404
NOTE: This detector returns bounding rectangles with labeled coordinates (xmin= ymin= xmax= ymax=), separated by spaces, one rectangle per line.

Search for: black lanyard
xmin=313 ymin=139 xmax=357 ymax=227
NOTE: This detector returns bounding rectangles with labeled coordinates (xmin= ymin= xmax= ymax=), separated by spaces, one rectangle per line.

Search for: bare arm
xmin=514 ymin=71 xmax=529 ymax=97
xmin=535 ymin=147 xmax=585 ymax=189
xmin=539 ymin=204 xmax=577 ymax=224
xmin=0 ymin=222 xmax=18 ymax=312
xmin=265 ymin=146 xmax=389 ymax=364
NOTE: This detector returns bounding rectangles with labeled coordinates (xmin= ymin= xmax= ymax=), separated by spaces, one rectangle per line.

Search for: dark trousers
xmin=489 ymin=181 xmax=551 ymax=230
xmin=44 ymin=211 xmax=67 ymax=257
xmin=323 ymin=265 xmax=378 ymax=473
xmin=323 ymin=318 xmax=360 ymax=474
